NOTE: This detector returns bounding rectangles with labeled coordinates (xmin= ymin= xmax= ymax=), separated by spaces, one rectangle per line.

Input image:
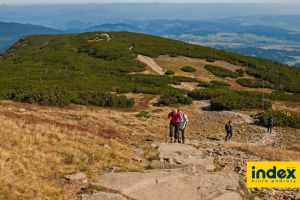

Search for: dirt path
xmin=192 ymin=100 xmax=278 ymax=146
xmin=137 ymin=55 xmax=165 ymax=75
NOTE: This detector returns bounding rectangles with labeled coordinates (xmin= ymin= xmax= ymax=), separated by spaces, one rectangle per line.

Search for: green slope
xmin=0 ymin=32 xmax=299 ymax=108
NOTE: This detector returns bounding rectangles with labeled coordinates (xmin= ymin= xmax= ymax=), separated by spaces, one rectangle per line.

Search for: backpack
xmin=181 ymin=113 xmax=186 ymax=121
xmin=225 ymin=123 xmax=230 ymax=131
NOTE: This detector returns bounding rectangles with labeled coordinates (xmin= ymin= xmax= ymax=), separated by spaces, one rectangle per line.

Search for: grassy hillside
xmin=0 ymin=31 xmax=300 ymax=110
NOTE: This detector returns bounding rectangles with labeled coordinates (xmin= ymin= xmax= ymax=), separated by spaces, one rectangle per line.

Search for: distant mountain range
xmin=0 ymin=21 xmax=65 ymax=52
xmin=74 ymin=19 xmax=300 ymax=41
xmin=1 ymin=13 xmax=300 ymax=66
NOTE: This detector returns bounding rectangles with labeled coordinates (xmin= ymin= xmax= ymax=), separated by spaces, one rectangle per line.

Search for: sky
xmin=2 ymin=0 xmax=300 ymax=4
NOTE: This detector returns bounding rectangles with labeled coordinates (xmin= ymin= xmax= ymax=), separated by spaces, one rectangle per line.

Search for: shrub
xmin=204 ymin=65 xmax=243 ymax=78
xmin=136 ymin=111 xmax=150 ymax=118
xmin=211 ymin=94 xmax=272 ymax=111
xmin=235 ymin=69 xmax=244 ymax=73
xmin=173 ymin=76 xmax=200 ymax=83
xmin=165 ymin=70 xmax=175 ymax=75
xmin=169 ymin=54 xmax=178 ymax=57
xmin=269 ymin=91 xmax=300 ymax=102
xmin=260 ymin=110 xmax=300 ymax=129
xmin=206 ymin=58 xmax=215 ymax=62
xmin=159 ymin=93 xmax=193 ymax=105
xmin=181 ymin=66 xmax=197 ymax=72
xmin=235 ymin=69 xmax=244 ymax=77
xmin=197 ymin=81 xmax=212 ymax=88
xmin=236 ymin=78 xmax=273 ymax=89
xmin=188 ymin=87 xmax=272 ymax=111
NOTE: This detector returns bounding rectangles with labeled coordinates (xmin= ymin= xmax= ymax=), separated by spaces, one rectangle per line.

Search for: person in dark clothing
xmin=165 ymin=108 xmax=183 ymax=143
xmin=266 ymin=115 xmax=274 ymax=134
xmin=225 ymin=120 xmax=233 ymax=142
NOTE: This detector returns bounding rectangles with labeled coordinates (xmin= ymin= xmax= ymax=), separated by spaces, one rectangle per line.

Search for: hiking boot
xmin=182 ymin=141 xmax=185 ymax=144
xmin=170 ymin=139 xmax=173 ymax=143
xmin=178 ymin=140 xmax=181 ymax=143
xmin=174 ymin=139 xmax=177 ymax=143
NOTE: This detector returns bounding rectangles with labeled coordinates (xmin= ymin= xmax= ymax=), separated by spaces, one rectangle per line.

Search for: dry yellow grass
xmin=272 ymin=100 xmax=300 ymax=117
xmin=0 ymin=113 xmax=140 ymax=199
xmin=224 ymin=142 xmax=300 ymax=161
xmin=0 ymin=93 xmax=204 ymax=199
xmin=0 ymin=97 xmax=156 ymax=199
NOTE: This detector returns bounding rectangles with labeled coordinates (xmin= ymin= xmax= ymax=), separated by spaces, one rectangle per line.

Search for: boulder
xmin=64 ymin=172 xmax=87 ymax=183
xmin=94 ymin=168 xmax=241 ymax=200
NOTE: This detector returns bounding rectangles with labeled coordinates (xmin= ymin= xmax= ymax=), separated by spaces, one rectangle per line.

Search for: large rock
xmin=64 ymin=172 xmax=87 ymax=183
xmin=82 ymin=192 xmax=127 ymax=200
xmin=157 ymin=143 xmax=215 ymax=171
xmin=94 ymin=168 xmax=241 ymax=200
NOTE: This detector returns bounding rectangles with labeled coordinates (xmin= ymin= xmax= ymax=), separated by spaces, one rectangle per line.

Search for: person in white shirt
xmin=178 ymin=109 xmax=188 ymax=144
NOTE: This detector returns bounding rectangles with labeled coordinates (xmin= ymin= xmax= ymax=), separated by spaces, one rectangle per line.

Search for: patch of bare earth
xmin=137 ymin=55 xmax=165 ymax=75
xmin=152 ymin=55 xmax=239 ymax=83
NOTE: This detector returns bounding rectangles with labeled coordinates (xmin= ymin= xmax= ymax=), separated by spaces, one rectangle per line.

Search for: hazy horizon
xmin=2 ymin=0 xmax=300 ymax=5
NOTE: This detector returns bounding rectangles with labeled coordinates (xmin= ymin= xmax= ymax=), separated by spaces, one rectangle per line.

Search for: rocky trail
xmin=69 ymin=101 xmax=299 ymax=200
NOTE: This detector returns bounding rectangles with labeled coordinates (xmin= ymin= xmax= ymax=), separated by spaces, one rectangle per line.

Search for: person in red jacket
xmin=165 ymin=109 xmax=183 ymax=143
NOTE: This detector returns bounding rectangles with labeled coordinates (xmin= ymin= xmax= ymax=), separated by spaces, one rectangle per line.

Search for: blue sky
xmin=2 ymin=0 xmax=300 ymax=4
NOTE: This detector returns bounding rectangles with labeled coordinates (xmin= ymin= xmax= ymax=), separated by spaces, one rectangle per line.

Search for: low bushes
xmin=181 ymin=66 xmax=197 ymax=72
xmin=206 ymin=58 xmax=215 ymax=62
xmin=204 ymin=65 xmax=244 ymax=78
xmin=188 ymin=87 xmax=272 ymax=111
xmin=165 ymin=70 xmax=175 ymax=75
xmin=260 ymin=110 xmax=300 ymax=129
xmin=236 ymin=78 xmax=273 ymax=89
xmin=8 ymin=87 xmax=135 ymax=108
xmin=159 ymin=90 xmax=193 ymax=105
xmin=269 ymin=91 xmax=300 ymax=102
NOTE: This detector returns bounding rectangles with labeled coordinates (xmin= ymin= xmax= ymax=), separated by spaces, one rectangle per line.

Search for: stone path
xmin=85 ymin=142 xmax=242 ymax=200
xmin=80 ymin=100 xmax=288 ymax=200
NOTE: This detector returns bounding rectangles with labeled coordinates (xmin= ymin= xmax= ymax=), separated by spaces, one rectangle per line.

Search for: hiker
xmin=266 ymin=115 xmax=274 ymax=134
xmin=178 ymin=109 xmax=188 ymax=144
xmin=225 ymin=120 xmax=233 ymax=142
xmin=165 ymin=109 xmax=183 ymax=143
